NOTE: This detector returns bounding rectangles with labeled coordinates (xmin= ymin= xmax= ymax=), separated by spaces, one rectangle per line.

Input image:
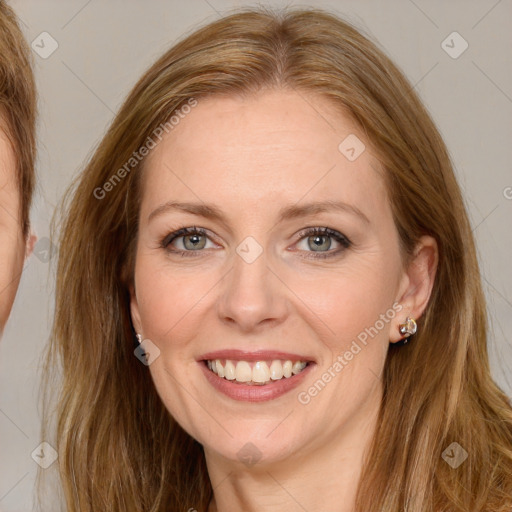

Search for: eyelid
xmin=294 ymin=226 xmax=351 ymax=247
xmin=291 ymin=226 xmax=351 ymax=260
xmin=161 ymin=226 xmax=209 ymax=247
xmin=161 ymin=225 xmax=351 ymax=258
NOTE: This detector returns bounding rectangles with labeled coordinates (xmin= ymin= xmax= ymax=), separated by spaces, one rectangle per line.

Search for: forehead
xmin=0 ymin=125 xmax=20 ymax=230
xmin=0 ymin=125 xmax=17 ymax=188
xmin=140 ymin=89 xmax=389 ymax=225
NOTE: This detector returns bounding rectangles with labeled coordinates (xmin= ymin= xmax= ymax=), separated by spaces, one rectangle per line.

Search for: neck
xmin=205 ymin=382 xmax=381 ymax=512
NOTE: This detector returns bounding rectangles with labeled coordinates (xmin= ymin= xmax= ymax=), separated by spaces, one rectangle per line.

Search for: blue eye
xmin=161 ymin=226 xmax=213 ymax=256
xmin=294 ymin=227 xmax=351 ymax=259
xmin=161 ymin=226 xmax=351 ymax=259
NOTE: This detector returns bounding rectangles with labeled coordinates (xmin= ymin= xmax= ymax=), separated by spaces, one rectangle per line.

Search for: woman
xmin=0 ymin=1 xmax=37 ymax=339
xmin=42 ymin=7 xmax=512 ymax=511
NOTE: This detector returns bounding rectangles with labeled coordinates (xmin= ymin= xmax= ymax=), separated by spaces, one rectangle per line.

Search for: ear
xmin=129 ymin=282 xmax=143 ymax=335
xmin=25 ymin=230 xmax=37 ymax=259
xmin=389 ymin=235 xmax=438 ymax=343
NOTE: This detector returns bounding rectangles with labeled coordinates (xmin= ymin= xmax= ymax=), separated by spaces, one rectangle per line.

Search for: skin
xmin=130 ymin=89 xmax=438 ymax=512
xmin=0 ymin=127 xmax=35 ymax=338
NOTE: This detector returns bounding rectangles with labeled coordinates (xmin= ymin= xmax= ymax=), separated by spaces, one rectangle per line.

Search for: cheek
xmin=289 ymin=262 xmax=397 ymax=427
xmin=135 ymin=246 xmax=401 ymax=351
xmin=134 ymin=255 xmax=221 ymax=348
xmin=0 ymin=230 xmax=25 ymax=330
xmin=288 ymin=256 xmax=400 ymax=347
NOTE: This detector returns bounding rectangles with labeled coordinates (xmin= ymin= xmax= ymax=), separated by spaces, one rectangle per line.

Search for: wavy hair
xmin=40 ymin=6 xmax=512 ymax=511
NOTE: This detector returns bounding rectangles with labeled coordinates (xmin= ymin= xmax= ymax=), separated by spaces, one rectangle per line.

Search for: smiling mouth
xmin=204 ymin=358 xmax=310 ymax=386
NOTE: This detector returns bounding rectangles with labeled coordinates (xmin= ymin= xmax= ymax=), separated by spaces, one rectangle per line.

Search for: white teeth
xmin=252 ymin=361 xmax=270 ymax=383
xmin=215 ymin=359 xmax=224 ymax=378
xmin=269 ymin=360 xmax=283 ymax=380
xmin=206 ymin=358 xmax=309 ymax=384
xmin=235 ymin=361 xmax=252 ymax=382
xmin=224 ymin=360 xmax=236 ymax=380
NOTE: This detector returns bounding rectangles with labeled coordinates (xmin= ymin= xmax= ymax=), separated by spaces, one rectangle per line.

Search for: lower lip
xmin=199 ymin=361 xmax=315 ymax=402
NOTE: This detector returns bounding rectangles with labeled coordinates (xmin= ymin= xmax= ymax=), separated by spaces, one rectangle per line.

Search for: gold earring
xmin=398 ymin=317 xmax=417 ymax=342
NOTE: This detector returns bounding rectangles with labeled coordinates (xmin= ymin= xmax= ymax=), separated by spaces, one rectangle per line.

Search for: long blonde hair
xmin=40 ymin=6 xmax=512 ymax=511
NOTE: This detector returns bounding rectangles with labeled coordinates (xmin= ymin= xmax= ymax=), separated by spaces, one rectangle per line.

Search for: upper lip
xmin=198 ymin=349 xmax=315 ymax=362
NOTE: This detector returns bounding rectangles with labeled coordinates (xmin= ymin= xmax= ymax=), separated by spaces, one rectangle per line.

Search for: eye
xmin=161 ymin=225 xmax=351 ymax=259
xmin=294 ymin=227 xmax=351 ymax=259
xmin=161 ymin=226 xmax=217 ymax=257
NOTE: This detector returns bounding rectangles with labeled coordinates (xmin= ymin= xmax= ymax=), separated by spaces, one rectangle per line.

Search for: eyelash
xmin=160 ymin=226 xmax=351 ymax=260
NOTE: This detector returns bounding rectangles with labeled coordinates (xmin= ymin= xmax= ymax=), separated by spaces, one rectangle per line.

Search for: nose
xmin=216 ymin=244 xmax=289 ymax=333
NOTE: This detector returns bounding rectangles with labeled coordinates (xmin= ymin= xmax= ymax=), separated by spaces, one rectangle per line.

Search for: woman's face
xmin=0 ymin=127 xmax=26 ymax=337
xmin=130 ymin=89 xmax=428 ymax=466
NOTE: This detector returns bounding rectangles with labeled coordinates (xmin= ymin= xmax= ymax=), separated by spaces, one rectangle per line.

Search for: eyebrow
xmin=148 ymin=199 xmax=370 ymax=225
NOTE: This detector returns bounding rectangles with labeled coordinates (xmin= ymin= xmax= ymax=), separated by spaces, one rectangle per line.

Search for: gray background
xmin=0 ymin=0 xmax=511 ymax=510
